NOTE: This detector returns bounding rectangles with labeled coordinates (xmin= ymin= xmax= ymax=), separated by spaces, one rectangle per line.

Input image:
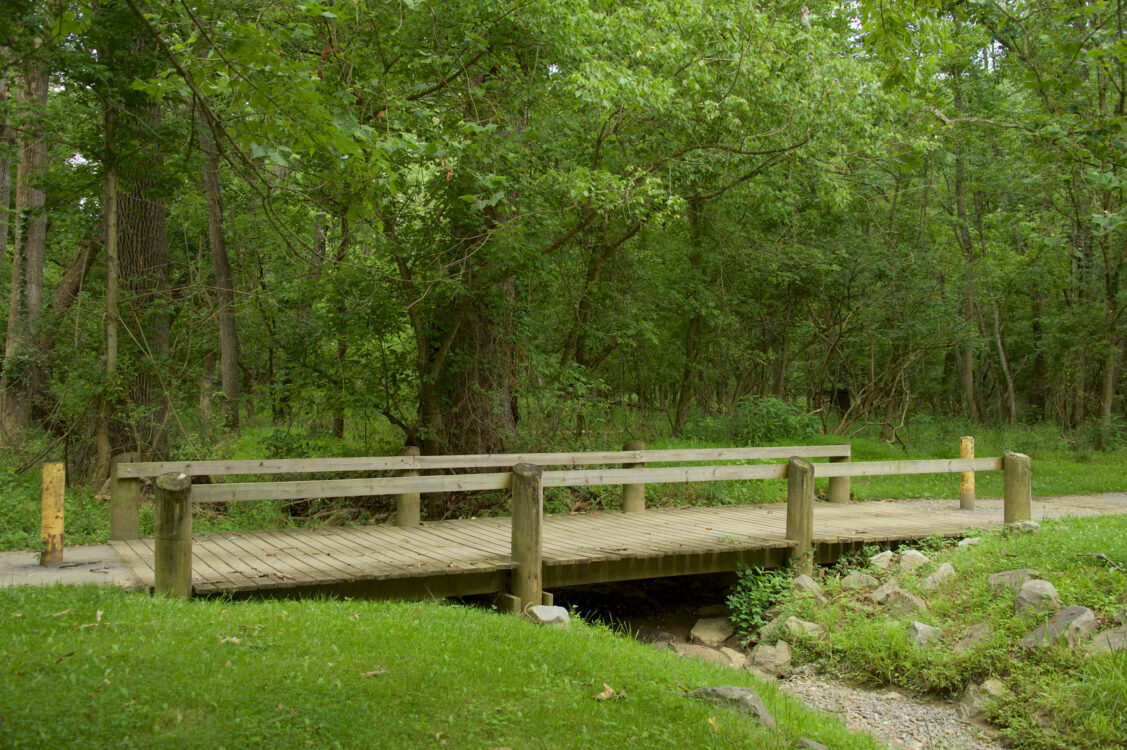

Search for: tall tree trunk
xmin=0 ymin=62 xmax=11 ymax=267
xmin=94 ymin=152 xmax=119 ymax=484
xmin=0 ymin=61 xmax=49 ymax=443
xmin=331 ymin=217 xmax=352 ymax=440
xmin=198 ymin=116 xmax=240 ymax=431
xmin=950 ymin=60 xmax=982 ymax=423
xmin=672 ymin=197 xmax=706 ymax=435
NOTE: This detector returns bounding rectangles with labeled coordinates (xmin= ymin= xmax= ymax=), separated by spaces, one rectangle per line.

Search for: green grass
xmin=770 ymin=515 xmax=1127 ymax=749
xmin=0 ymin=587 xmax=881 ymax=750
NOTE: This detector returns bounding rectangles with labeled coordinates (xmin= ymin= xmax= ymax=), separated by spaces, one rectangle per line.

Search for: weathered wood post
xmin=786 ymin=457 xmax=814 ymax=574
xmin=621 ymin=439 xmax=646 ymax=513
xmin=510 ymin=463 xmax=543 ymax=615
xmin=396 ymin=446 xmax=421 ymax=528
xmin=959 ymin=436 xmax=975 ymax=511
xmin=110 ymin=452 xmax=142 ymax=540
xmin=153 ymin=473 xmax=193 ymax=598
xmin=1003 ymin=451 xmax=1032 ymax=524
xmin=827 ymin=444 xmax=850 ymax=504
xmin=39 ymin=462 xmax=65 ymax=566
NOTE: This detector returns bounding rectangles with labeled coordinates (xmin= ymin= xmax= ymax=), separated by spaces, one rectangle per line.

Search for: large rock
xmin=957 ymin=537 xmax=982 ymax=549
xmin=672 ymin=643 xmax=742 ymax=668
xmin=953 ymin=622 xmax=992 ymax=655
xmin=748 ymin=640 xmax=792 ymax=677
xmin=840 ymin=570 xmax=879 ymax=591
xmin=691 ymin=617 xmax=735 ymax=647
xmin=958 ymin=679 xmax=1008 ymax=719
xmin=687 ymin=686 xmax=776 ymax=730
xmin=527 ymin=605 xmax=570 ymax=629
xmin=885 ymin=589 xmax=929 ymax=618
xmin=720 ymin=647 xmax=748 ymax=669
xmin=899 ymin=550 xmax=930 ymax=572
xmin=797 ymin=740 xmax=829 ymax=750
xmin=908 ymin=621 xmax=942 ymax=648
xmin=872 ymin=580 xmax=899 ymax=604
xmin=987 ymin=569 xmax=1039 ymax=596
xmin=1020 ymin=605 xmax=1098 ymax=649
xmin=793 ymin=574 xmax=828 ymax=605
xmin=782 ymin=616 xmax=827 ymax=640
xmin=1089 ymin=625 xmax=1127 ymax=654
xmin=1006 ymin=520 xmax=1041 ymax=534
xmin=921 ymin=562 xmax=955 ymax=590
xmin=1015 ymin=579 xmax=1061 ymax=615
xmin=870 ymin=550 xmax=894 ymax=570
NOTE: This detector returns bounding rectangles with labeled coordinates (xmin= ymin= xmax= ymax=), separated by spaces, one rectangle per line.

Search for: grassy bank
xmin=0 ymin=587 xmax=879 ymax=749
xmin=763 ymin=515 xmax=1127 ymax=749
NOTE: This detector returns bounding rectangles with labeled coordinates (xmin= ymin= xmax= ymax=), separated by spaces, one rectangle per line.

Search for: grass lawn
xmin=0 ymin=586 xmax=881 ymax=749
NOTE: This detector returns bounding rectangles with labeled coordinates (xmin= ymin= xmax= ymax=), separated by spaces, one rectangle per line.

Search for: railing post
xmin=828 ymin=444 xmax=850 ymax=503
xmin=40 ymin=462 xmax=65 ymax=566
xmin=621 ymin=439 xmax=645 ymax=512
xmin=110 ymin=452 xmax=142 ymax=540
xmin=786 ymin=457 xmax=814 ymax=574
xmin=510 ymin=463 xmax=543 ymax=615
xmin=959 ymin=436 xmax=975 ymax=511
xmin=1003 ymin=451 xmax=1031 ymax=524
xmin=154 ymin=473 xmax=193 ymax=598
xmin=396 ymin=445 xmax=421 ymax=527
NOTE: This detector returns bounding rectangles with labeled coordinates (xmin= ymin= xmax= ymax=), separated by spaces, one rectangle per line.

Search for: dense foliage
xmin=3 ymin=0 xmax=1127 ymax=493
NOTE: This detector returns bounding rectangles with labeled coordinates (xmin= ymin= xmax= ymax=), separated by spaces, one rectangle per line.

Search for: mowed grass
xmin=774 ymin=515 xmax=1127 ymax=749
xmin=0 ymin=587 xmax=881 ymax=750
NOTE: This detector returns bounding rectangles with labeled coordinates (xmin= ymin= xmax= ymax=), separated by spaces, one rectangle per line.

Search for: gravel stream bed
xmin=779 ymin=670 xmax=1004 ymax=750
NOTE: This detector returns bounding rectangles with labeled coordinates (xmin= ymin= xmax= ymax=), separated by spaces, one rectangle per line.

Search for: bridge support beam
xmin=960 ymin=436 xmax=976 ymax=510
xmin=828 ymin=445 xmax=850 ymax=503
xmin=1003 ymin=451 xmax=1031 ymax=524
xmin=621 ymin=440 xmax=646 ymax=512
xmin=787 ymin=457 xmax=814 ymax=574
xmin=510 ymin=463 xmax=543 ymax=615
xmin=396 ymin=446 xmax=421 ymax=528
xmin=110 ymin=452 xmax=141 ymax=540
xmin=154 ymin=472 xmax=193 ymax=598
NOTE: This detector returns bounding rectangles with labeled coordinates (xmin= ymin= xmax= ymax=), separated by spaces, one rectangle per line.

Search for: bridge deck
xmin=108 ymin=499 xmax=1031 ymax=599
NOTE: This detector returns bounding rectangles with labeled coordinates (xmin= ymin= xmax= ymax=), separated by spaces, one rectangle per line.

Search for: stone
xmin=527 ymin=605 xmax=570 ymax=628
xmin=748 ymin=640 xmax=792 ymax=677
xmin=672 ymin=643 xmax=737 ymax=668
xmin=719 ymin=647 xmax=748 ymax=669
xmin=884 ymin=589 xmax=929 ymax=618
xmin=908 ymin=621 xmax=943 ymax=648
xmin=690 ymin=617 xmax=735 ymax=648
xmin=921 ymin=562 xmax=955 ymax=590
xmin=797 ymin=739 xmax=829 ymax=750
xmin=782 ymin=616 xmax=827 ymax=640
xmin=958 ymin=679 xmax=1008 ymax=719
xmin=1006 ymin=520 xmax=1041 ymax=534
xmin=988 ymin=569 xmax=1039 ymax=596
xmin=1020 ymin=605 xmax=1098 ymax=649
xmin=1015 ymin=579 xmax=1061 ymax=615
xmin=687 ymin=686 xmax=776 ymax=730
xmin=746 ymin=667 xmax=777 ymax=683
xmin=870 ymin=550 xmax=894 ymax=570
xmin=793 ymin=574 xmax=828 ymax=605
xmin=953 ymin=622 xmax=993 ymax=655
xmin=957 ymin=537 xmax=982 ymax=548
xmin=1089 ymin=625 xmax=1127 ymax=654
xmin=872 ymin=580 xmax=899 ymax=604
xmin=899 ymin=549 xmax=930 ymax=572
xmin=840 ymin=570 xmax=879 ymax=591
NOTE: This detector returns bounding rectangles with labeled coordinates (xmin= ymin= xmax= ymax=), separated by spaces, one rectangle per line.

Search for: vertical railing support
xmin=396 ymin=445 xmax=421 ymax=528
xmin=621 ymin=439 xmax=646 ymax=512
xmin=40 ymin=462 xmax=65 ymax=566
xmin=110 ymin=452 xmax=141 ymax=540
xmin=154 ymin=472 xmax=193 ymax=598
xmin=1003 ymin=451 xmax=1032 ymax=524
xmin=827 ymin=444 xmax=850 ymax=503
xmin=510 ymin=463 xmax=544 ymax=615
xmin=959 ymin=436 xmax=975 ymax=511
xmin=786 ymin=457 xmax=814 ymax=574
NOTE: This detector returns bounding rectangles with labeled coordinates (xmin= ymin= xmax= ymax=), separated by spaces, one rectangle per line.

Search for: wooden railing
xmin=113 ymin=443 xmax=1033 ymax=609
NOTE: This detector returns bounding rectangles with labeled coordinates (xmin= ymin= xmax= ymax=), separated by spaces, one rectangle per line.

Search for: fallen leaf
xmin=123 ymin=698 xmax=136 ymax=707
xmin=361 ymin=667 xmax=389 ymax=677
xmin=708 ymin=715 xmax=719 ymax=731
xmin=11 ymin=613 xmax=22 ymax=618
xmin=594 ymin=683 xmax=616 ymax=700
xmin=221 ymin=636 xmax=242 ymax=645
xmin=96 ymin=610 xmax=103 ymax=623
xmin=348 ymin=612 xmax=359 ymax=620
xmin=48 ymin=609 xmax=73 ymax=617
xmin=224 ymin=660 xmax=232 ymax=668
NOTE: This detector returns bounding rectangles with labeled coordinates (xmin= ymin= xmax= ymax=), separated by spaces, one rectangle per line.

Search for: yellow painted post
xmin=510 ymin=463 xmax=543 ymax=615
xmin=396 ymin=446 xmax=421 ymax=527
xmin=1003 ymin=451 xmax=1032 ymax=524
xmin=39 ymin=463 xmax=65 ymax=566
xmin=110 ymin=452 xmax=141 ymax=540
xmin=153 ymin=473 xmax=193 ymax=598
xmin=621 ymin=439 xmax=646 ymax=512
xmin=828 ymin=444 xmax=850 ymax=503
xmin=959 ymin=436 xmax=975 ymax=511
xmin=786 ymin=457 xmax=814 ymax=574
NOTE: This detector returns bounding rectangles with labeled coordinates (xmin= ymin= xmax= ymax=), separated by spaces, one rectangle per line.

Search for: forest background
xmin=2 ymin=0 xmax=1126 ymax=525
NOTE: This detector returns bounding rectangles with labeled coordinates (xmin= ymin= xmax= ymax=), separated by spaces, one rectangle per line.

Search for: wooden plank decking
xmin=109 ymin=499 xmax=1025 ymax=599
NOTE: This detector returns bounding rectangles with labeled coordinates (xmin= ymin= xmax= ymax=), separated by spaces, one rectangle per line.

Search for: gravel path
xmin=780 ymin=670 xmax=1004 ymax=750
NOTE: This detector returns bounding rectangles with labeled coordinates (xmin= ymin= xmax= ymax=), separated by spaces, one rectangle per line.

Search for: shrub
xmin=726 ymin=566 xmax=791 ymax=638
xmin=686 ymin=396 xmax=819 ymax=446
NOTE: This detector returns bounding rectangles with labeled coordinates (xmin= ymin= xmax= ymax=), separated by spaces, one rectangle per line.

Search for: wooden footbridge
xmin=105 ymin=444 xmax=1033 ymax=609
